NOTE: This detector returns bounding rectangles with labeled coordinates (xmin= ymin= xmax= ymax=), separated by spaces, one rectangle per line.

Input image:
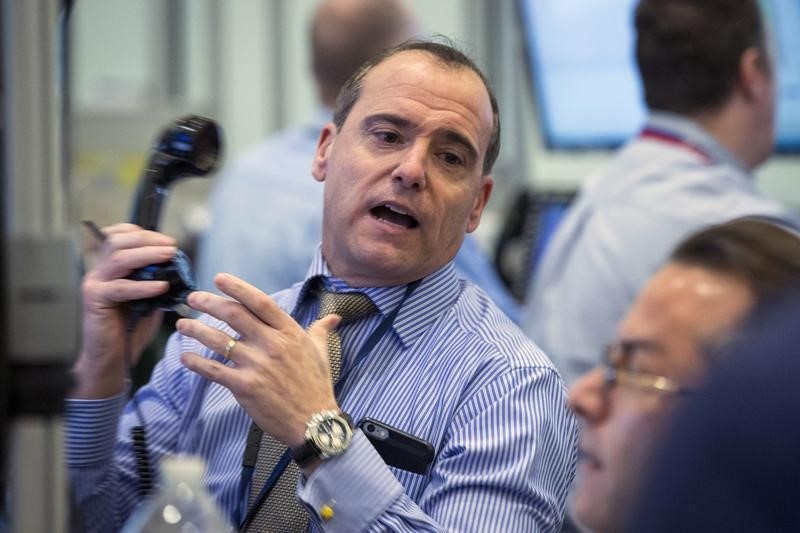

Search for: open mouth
xmin=370 ymin=204 xmax=419 ymax=229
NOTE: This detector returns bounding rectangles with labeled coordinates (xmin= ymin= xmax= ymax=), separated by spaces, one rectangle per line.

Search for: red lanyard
xmin=640 ymin=127 xmax=711 ymax=163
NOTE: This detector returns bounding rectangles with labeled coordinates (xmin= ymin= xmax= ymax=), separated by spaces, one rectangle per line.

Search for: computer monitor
xmin=518 ymin=0 xmax=800 ymax=152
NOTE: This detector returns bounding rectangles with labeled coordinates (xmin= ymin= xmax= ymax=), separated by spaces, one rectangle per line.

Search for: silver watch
xmin=291 ymin=410 xmax=353 ymax=467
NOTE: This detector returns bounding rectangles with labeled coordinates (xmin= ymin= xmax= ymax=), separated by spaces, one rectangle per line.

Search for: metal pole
xmin=1 ymin=0 xmax=78 ymax=531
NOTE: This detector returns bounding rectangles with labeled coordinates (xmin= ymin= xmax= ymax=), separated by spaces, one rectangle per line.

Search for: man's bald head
xmin=310 ymin=0 xmax=417 ymax=106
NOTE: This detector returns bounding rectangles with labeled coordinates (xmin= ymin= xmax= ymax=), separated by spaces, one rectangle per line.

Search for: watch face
xmin=309 ymin=412 xmax=353 ymax=458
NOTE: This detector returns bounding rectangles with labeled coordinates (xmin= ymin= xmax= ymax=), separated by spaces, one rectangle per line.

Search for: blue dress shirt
xmin=523 ymin=112 xmax=800 ymax=386
xmin=67 ymin=250 xmax=577 ymax=532
xmin=197 ymin=110 xmax=521 ymax=323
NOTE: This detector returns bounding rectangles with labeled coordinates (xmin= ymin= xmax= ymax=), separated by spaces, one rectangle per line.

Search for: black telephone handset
xmin=127 ymin=115 xmax=223 ymax=323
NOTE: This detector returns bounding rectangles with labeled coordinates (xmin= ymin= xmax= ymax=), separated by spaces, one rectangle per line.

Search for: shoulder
xmin=404 ymin=281 xmax=569 ymax=427
xmin=580 ymin=144 xmax=793 ymax=238
xmin=448 ymin=282 xmax=560 ymax=377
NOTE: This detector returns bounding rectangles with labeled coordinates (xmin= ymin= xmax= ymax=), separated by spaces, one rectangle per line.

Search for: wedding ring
xmin=222 ymin=338 xmax=237 ymax=359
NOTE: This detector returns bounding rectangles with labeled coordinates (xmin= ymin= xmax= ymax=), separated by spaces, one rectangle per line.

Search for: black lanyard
xmin=236 ymin=279 xmax=421 ymax=528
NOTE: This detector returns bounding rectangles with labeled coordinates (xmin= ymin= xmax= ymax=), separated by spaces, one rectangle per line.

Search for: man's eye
xmin=376 ymin=131 xmax=400 ymax=143
xmin=439 ymin=152 xmax=463 ymax=166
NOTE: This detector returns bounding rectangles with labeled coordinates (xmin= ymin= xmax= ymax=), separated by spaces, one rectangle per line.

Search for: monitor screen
xmin=518 ymin=0 xmax=800 ymax=152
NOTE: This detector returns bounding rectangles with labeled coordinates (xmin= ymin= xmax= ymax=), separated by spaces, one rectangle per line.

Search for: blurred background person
xmin=627 ymin=291 xmax=800 ymax=533
xmin=524 ymin=0 xmax=799 ymax=387
xmin=197 ymin=0 xmax=520 ymax=322
xmin=567 ymin=218 xmax=800 ymax=533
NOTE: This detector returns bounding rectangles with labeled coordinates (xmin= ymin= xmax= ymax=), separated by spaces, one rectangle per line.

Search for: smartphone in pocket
xmin=358 ymin=417 xmax=435 ymax=474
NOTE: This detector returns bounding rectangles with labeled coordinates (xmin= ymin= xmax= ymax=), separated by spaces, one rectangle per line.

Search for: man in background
xmin=524 ymin=0 xmax=798 ymax=386
xmin=198 ymin=0 xmax=520 ymax=322
xmin=627 ymin=291 xmax=800 ymax=532
xmin=568 ymin=218 xmax=800 ymax=532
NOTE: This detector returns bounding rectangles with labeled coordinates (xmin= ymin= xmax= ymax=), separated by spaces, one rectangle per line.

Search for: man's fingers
xmin=184 ymin=290 xmax=264 ymax=341
xmin=92 ymin=245 xmax=177 ymax=281
xmin=213 ymin=273 xmax=296 ymax=330
xmin=181 ymin=351 xmax=236 ymax=384
xmin=309 ymin=314 xmax=341 ymax=337
xmin=308 ymin=314 xmax=341 ymax=358
xmin=85 ymin=278 xmax=170 ymax=305
xmin=85 ymin=224 xmax=178 ymax=280
xmin=100 ymin=226 xmax=177 ymax=248
xmin=176 ymin=317 xmax=242 ymax=362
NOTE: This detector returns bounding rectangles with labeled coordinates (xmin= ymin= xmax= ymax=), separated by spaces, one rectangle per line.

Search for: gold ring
xmin=222 ymin=338 xmax=237 ymax=358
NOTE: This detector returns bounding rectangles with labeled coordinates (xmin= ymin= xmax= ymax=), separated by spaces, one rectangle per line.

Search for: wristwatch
xmin=292 ymin=410 xmax=354 ymax=468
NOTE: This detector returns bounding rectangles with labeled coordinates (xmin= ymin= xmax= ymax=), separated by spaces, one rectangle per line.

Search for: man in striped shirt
xmin=68 ymin=40 xmax=577 ymax=531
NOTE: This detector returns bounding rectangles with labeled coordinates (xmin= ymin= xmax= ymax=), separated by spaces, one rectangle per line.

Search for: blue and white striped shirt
xmin=66 ymin=251 xmax=577 ymax=532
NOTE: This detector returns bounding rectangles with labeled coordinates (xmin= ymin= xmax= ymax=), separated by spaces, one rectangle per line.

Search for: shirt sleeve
xmin=65 ymin=388 xmax=136 ymax=533
xmin=297 ymin=366 xmax=577 ymax=532
xmin=64 ymin=332 xmax=197 ymax=532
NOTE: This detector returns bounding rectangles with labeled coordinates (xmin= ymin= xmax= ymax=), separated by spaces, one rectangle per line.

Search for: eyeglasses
xmin=602 ymin=344 xmax=696 ymax=396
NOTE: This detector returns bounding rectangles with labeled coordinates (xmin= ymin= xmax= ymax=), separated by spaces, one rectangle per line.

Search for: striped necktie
xmin=243 ymin=291 xmax=376 ymax=532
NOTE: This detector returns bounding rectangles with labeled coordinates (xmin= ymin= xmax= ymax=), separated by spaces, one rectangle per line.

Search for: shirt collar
xmin=293 ymin=247 xmax=463 ymax=348
xmin=646 ymin=112 xmax=748 ymax=173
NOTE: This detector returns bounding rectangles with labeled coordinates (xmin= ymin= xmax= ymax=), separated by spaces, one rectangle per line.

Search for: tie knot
xmin=317 ymin=291 xmax=376 ymax=325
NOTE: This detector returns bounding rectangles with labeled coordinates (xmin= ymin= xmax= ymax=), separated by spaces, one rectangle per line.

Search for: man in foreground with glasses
xmin=567 ymin=217 xmax=800 ymax=533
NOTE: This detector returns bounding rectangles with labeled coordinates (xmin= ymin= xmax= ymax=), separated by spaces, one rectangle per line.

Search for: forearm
xmin=70 ymin=349 xmax=129 ymax=399
xmin=66 ymin=331 xmax=196 ymax=530
xmin=65 ymin=392 xmax=135 ymax=532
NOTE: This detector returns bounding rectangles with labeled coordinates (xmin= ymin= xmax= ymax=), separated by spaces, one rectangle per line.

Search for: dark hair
xmin=332 ymin=38 xmax=501 ymax=176
xmin=635 ymin=0 xmax=770 ymax=114
xmin=671 ymin=218 xmax=800 ymax=304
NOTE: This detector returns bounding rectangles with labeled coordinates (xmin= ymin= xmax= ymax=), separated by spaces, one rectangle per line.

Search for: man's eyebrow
xmin=442 ymin=130 xmax=479 ymax=165
xmin=362 ymin=113 xmax=412 ymax=130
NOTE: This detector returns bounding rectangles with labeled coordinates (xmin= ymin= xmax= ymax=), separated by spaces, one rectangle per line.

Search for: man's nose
xmin=391 ymin=142 xmax=427 ymax=190
xmin=568 ymin=368 xmax=610 ymax=423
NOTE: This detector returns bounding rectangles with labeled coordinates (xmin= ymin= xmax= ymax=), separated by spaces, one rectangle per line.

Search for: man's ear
xmin=311 ymin=123 xmax=337 ymax=183
xmin=738 ymin=47 xmax=771 ymax=102
xmin=466 ymin=175 xmax=494 ymax=234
